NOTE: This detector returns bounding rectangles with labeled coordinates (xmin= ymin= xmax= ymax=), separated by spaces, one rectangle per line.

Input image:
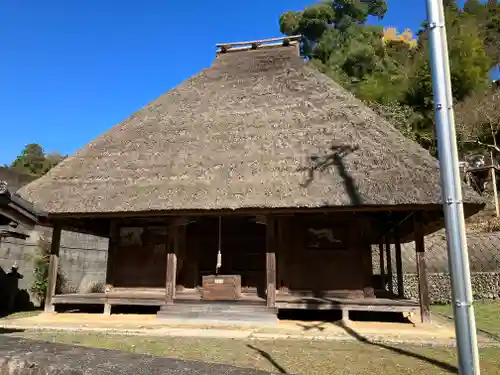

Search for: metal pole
xmin=425 ymin=1 xmax=480 ymax=374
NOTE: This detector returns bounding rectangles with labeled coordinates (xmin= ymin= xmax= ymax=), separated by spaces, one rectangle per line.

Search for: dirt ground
xmin=2 ymin=310 xmax=500 ymax=374
xmin=0 ymin=311 xmax=486 ymax=346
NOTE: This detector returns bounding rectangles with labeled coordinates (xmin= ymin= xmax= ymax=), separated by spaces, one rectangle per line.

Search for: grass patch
xmin=9 ymin=331 xmax=500 ymax=374
xmin=432 ymin=301 xmax=500 ymax=340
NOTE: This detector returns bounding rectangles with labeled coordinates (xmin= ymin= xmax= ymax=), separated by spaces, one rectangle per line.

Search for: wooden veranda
xmin=44 ymin=209 xmax=435 ymax=324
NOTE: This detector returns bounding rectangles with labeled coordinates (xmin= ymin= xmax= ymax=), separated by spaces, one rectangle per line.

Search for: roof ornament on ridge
xmin=216 ymin=35 xmax=301 ymax=54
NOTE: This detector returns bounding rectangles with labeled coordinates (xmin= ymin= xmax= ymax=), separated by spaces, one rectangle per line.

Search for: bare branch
xmin=462 ymin=140 xmax=500 ymax=153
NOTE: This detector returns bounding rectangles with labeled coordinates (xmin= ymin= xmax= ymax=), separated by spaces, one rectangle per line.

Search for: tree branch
xmin=462 ymin=140 xmax=500 ymax=153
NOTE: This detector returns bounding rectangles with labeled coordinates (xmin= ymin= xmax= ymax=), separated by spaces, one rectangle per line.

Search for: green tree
xmin=11 ymin=144 xmax=46 ymax=176
xmin=464 ymin=0 xmax=500 ymax=63
xmin=10 ymin=144 xmax=66 ymax=176
xmin=406 ymin=11 xmax=490 ymax=107
xmin=279 ymin=1 xmax=388 ymax=57
xmin=279 ymin=1 xmax=494 ymax=155
xmin=398 ymin=5 xmax=491 ymax=153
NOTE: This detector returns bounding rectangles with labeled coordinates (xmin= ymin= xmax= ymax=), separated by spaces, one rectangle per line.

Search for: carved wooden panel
xmin=303 ymin=217 xmax=349 ymax=251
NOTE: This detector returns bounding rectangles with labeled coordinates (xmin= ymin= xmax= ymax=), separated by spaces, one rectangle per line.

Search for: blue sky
xmin=0 ymin=1 xmax=441 ymax=165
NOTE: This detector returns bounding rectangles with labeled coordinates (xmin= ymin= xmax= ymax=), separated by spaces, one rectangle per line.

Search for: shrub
xmin=30 ymin=235 xmax=67 ymax=305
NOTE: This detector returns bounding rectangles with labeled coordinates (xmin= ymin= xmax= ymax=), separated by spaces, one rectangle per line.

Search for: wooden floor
xmin=52 ymin=288 xmax=420 ymax=314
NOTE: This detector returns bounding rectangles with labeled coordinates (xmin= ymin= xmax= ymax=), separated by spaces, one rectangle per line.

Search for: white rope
xmin=216 ymin=216 xmax=222 ymax=273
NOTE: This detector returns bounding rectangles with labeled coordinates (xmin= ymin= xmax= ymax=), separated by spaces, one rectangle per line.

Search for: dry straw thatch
xmin=19 ymin=39 xmax=482 ymax=214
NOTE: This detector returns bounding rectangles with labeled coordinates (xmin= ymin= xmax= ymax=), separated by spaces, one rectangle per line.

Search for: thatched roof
xmin=19 ymin=37 xmax=483 ymax=215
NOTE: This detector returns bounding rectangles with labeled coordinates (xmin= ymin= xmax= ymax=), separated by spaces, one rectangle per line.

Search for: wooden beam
xmin=414 ymin=212 xmax=431 ymax=324
xmin=394 ymin=228 xmax=404 ymax=298
xmin=385 ymin=233 xmax=393 ymax=295
xmin=105 ymin=220 xmax=119 ymax=286
xmin=0 ymin=207 xmax=36 ymax=229
xmin=44 ymin=224 xmax=62 ymax=313
xmin=47 ymin=204 xmax=444 ymax=220
xmin=266 ymin=216 xmax=277 ymax=308
xmin=165 ymin=225 xmax=178 ymax=305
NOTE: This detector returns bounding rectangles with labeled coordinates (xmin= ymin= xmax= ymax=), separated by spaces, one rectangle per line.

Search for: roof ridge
xmin=216 ymin=35 xmax=301 ymax=54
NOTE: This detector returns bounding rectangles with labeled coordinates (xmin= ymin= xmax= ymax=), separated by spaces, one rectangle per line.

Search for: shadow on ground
xmin=0 ymin=328 xmax=24 ymax=335
xmin=435 ymin=311 xmax=500 ymax=343
xmin=296 ymin=320 xmax=458 ymax=374
xmin=247 ymin=344 xmax=288 ymax=374
xmin=278 ymin=309 xmax=411 ymax=325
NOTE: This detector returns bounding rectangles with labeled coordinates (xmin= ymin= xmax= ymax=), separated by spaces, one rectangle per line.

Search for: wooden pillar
xmin=394 ymin=228 xmax=404 ymax=298
xmin=165 ymin=224 xmax=178 ymax=305
xmin=385 ymin=233 xmax=393 ymax=295
xmin=414 ymin=213 xmax=431 ymax=324
xmin=104 ymin=220 xmax=119 ymax=315
xmin=44 ymin=224 xmax=62 ymax=313
xmin=266 ymin=216 xmax=277 ymax=308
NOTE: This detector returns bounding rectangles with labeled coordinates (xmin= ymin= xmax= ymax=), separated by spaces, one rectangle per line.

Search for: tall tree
xmin=464 ymin=0 xmax=500 ymax=63
xmin=279 ymin=0 xmax=494 ymax=156
xmin=10 ymin=144 xmax=66 ymax=176
xmin=280 ymin=0 xmax=388 ymax=57
xmin=11 ymin=144 xmax=47 ymax=176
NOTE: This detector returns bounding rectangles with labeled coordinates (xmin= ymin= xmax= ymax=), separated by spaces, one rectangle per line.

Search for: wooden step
xmin=157 ymin=301 xmax=277 ymax=326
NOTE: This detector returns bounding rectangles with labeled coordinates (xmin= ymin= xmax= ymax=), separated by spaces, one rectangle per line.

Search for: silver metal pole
xmin=425 ymin=1 xmax=480 ymax=374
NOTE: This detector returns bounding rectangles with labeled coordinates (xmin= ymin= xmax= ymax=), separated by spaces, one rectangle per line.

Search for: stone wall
xmin=388 ymin=272 xmax=500 ymax=304
xmin=0 ymin=226 xmax=108 ymax=306
xmin=372 ymin=229 xmax=500 ymax=303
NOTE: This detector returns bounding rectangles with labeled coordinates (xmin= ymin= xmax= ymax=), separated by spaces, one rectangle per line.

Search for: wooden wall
xmin=113 ymin=226 xmax=168 ymax=288
xmin=277 ymin=214 xmax=373 ymax=298
xmin=109 ymin=213 xmax=375 ymax=298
